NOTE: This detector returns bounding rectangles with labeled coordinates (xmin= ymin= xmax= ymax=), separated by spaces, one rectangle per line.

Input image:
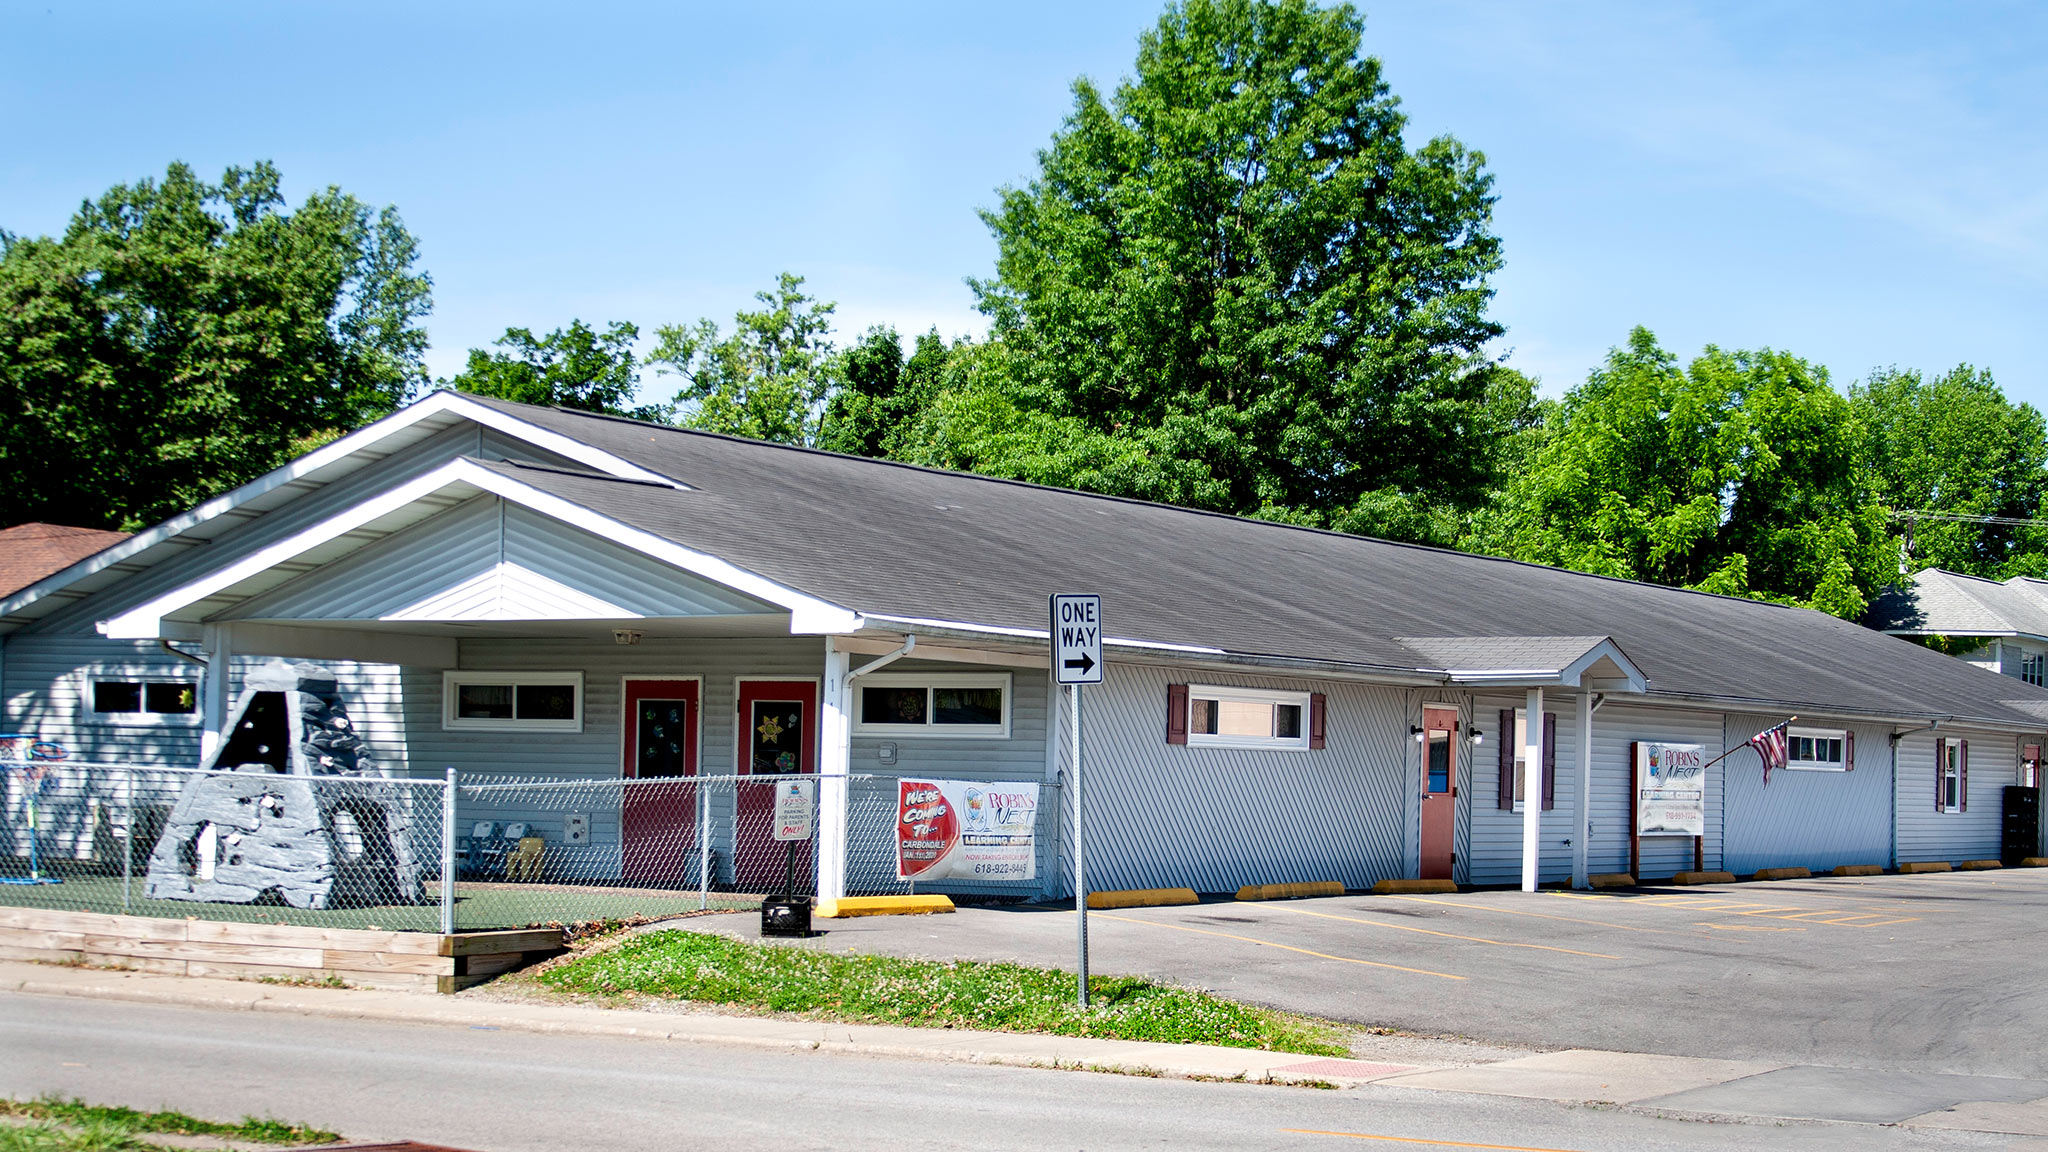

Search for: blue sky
xmin=4 ymin=1 xmax=2044 ymax=408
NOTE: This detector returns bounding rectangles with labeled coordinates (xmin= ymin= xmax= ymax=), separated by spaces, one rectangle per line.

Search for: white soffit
xmin=98 ymin=458 xmax=860 ymax=639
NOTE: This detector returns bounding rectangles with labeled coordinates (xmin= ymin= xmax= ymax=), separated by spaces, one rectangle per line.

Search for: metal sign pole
xmin=1072 ymin=681 xmax=1088 ymax=1007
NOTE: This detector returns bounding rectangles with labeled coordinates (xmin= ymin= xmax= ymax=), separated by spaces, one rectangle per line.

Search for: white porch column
xmin=816 ymin=636 xmax=852 ymax=904
xmin=1573 ymin=691 xmax=1593 ymax=889
xmin=1522 ymin=686 xmax=1544 ymax=892
xmin=199 ymin=623 xmax=233 ymax=769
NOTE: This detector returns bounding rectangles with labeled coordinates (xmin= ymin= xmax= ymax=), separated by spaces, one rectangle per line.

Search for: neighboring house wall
xmin=1895 ymin=729 xmax=2014 ymax=864
xmin=1059 ymin=661 xmax=1411 ymax=896
xmin=1722 ymin=714 xmax=1891 ymax=874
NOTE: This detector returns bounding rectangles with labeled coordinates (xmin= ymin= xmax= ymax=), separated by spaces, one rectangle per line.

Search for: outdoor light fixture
xmin=1471 ymin=727 xmax=1485 ymax=744
xmin=612 ymin=629 xmax=643 ymax=646
xmin=1410 ymin=725 xmax=1426 ymax=743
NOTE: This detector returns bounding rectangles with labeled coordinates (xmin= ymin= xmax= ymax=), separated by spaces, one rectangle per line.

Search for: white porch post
xmin=1573 ymin=691 xmax=1593 ymax=890
xmin=199 ymin=623 xmax=233 ymax=769
xmin=1522 ymin=686 xmax=1544 ymax=892
xmin=816 ymin=636 xmax=852 ymax=904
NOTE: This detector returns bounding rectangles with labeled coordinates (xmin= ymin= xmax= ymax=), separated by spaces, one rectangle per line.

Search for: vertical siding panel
xmin=1896 ymin=728 xmax=2011 ymax=863
xmin=1052 ymin=662 xmax=1410 ymax=896
xmin=1465 ymin=694 xmax=1583 ymax=885
xmin=1722 ymin=714 xmax=1890 ymax=873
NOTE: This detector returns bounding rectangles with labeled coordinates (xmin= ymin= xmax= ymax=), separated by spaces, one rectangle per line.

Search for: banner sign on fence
xmin=772 ymin=778 xmax=816 ymax=842
xmin=1635 ymin=741 xmax=1706 ymax=836
xmin=896 ymin=778 xmax=1039 ymax=881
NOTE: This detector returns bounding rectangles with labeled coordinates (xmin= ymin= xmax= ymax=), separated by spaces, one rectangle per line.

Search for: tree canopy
xmin=963 ymin=0 xmax=1514 ymax=541
xmin=0 ymin=161 xmax=430 ymax=531
xmin=1851 ymin=365 xmax=2048 ymax=580
xmin=1474 ymin=327 xmax=1893 ymax=618
xmin=446 ymin=319 xmax=663 ymax=421
xmin=651 ymin=273 xmax=839 ymax=445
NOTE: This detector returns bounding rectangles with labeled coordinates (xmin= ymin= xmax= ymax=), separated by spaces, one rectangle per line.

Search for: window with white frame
xmin=84 ymin=676 xmax=199 ymax=724
xmin=855 ymin=672 xmax=1011 ymax=738
xmin=1509 ymin=709 xmax=1531 ymax=811
xmin=1786 ymin=726 xmax=1849 ymax=771
xmin=2024 ymin=654 xmax=2045 ymax=687
xmin=1938 ymin=739 xmax=1965 ymax=812
xmin=1188 ymin=685 xmax=1311 ymax=750
xmin=442 ymin=671 xmax=583 ymax=732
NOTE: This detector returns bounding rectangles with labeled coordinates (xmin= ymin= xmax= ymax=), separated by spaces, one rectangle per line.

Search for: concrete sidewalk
xmin=10 ymin=959 xmax=2048 ymax=1142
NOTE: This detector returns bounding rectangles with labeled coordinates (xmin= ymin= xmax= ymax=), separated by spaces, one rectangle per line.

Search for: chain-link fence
xmin=1 ymin=761 xmax=1063 ymax=934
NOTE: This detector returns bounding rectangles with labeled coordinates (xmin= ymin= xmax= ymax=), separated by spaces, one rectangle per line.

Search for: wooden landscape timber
xmin=0 ymin=907 xmax=563 ymax=993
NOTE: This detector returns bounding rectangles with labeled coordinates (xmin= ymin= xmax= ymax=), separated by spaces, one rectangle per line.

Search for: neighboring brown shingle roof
xmin=0 ymin=522 xmax=129 ymax=599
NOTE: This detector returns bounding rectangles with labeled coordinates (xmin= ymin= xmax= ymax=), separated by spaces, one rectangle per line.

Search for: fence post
xmin=120 ymin=765 xmax=133 ymax=913
xmin=698 ymin=779 xmax=712 ymax=910
xmin=441 ymin=768 xmax=456 ymax=935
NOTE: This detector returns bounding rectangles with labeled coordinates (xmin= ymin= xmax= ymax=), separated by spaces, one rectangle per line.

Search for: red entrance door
xmin=622 ymin=679 xmax=699 ymax=886
xmin=1420 ymin=706 xmax=1457 ymax=880
xmin=735 ymin=679 xmax=817 ymax=893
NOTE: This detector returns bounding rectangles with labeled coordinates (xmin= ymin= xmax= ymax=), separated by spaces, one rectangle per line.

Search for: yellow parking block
xmin=1831 ymin=864 xmax=1884 ymax=876
xmin=1237 ymin=881 xmax=1346 ymax=901
xmin=1589 ymin=873 xmax=1636 ymax=888
xmin=1751 ymin=867 xmax=1811 ymax=881
xmin=2022 ymin=858 xmax=2048 ymax=868
xmin=1087 ymin=887 xmax=1199 ymax=909
xmin=815 ymin=895 xmax=955 ymax=918
xmin=1958 ymin=859 xmax=2004 ymax=871
xmin=1669 ymin=871 xmax=1737 ymax=886
xmin=1898 ymin=861 xmax=1953 ymax=874
xmin=1371 ymin=878 xmax=1458 ymax=895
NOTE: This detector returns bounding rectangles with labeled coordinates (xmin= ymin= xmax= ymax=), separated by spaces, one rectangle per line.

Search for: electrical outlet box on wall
xmin=564 ymin=813 xmax=590 ymax=845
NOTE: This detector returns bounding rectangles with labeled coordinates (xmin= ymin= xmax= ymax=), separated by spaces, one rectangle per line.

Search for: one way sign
xmin=1050 ymin=593 xmax=1104 ymax=684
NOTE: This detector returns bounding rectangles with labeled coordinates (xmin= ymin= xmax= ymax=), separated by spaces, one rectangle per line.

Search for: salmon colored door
xmin=735 ymin=679 xmax=817 ymax=893
xmin=1420 ymin=706 xmax=1458 ymax=880
xmin=622 ymin=679 xmax=699 ymax=886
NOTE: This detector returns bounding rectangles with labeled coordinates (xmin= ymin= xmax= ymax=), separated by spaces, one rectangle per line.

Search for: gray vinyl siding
xmin=844 ymin=658 xmax=1052 ymax=899
xmin=222 ymin=497 xmax=773 ymax=623
xmin=1895 ymin=728 xmax=2013 ymax=864
xmin=1465 ymin=693 xmax=1583 ymax=886
xmin=1721 ymin=714 xmax=1891 ymax=874
xmin=1589 ymin=703 xmax=1725 ymax=879
xmin=1050 ymin=661 xmax=1410 ymax=897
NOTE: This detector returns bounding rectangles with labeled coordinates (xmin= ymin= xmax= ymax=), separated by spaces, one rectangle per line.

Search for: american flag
xmin=1749 ymin=721 xmax=1790 ymax=787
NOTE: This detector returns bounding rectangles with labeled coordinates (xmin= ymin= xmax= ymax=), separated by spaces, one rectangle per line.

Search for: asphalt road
xmin=704 ymin=869 xmax=2048 ymax=1077
xmin=0 ymin=992 xmax=2018 ymax=1152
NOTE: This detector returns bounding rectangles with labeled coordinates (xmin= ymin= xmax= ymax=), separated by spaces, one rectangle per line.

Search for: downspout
xmin=158 ymin=639 xmax=208 ymax=667
xmin=847 ymin=635 xmax=915 ymax=682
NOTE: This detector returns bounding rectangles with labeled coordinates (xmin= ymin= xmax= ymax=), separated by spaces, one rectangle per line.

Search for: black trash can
xmin=761 ymin=894 xmax=813 ymax=937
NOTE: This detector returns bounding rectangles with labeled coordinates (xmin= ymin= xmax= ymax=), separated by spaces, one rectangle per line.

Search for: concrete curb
xmin=0 ymin=961 xmax=1403 ymax=1088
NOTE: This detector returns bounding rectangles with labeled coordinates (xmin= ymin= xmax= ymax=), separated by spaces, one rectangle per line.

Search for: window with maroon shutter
xmin=1180 ymin=684 xmax=1313 ymax=749
xmin=1541 ymin=712 xmax=1558 ymax=811
xmin=1166 ymin=684 xmax=1188 ymax=745
xmin=1308 ymin=692 xmax=1326 ymax=750
xmin=1936 ymin=738 xmax=1948 ymax=811
xmin=1845 ymin=730 xmax=1854 ymax=771
xmin=1497 ymin=709 xmax=1515 ymax=810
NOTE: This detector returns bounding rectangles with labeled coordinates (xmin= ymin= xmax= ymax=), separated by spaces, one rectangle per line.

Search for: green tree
xmin=1489 ymin=327 xmax=1893 ymax=618
xmin=650 ymin=273 xmax=838 ymax=445
xmin=1851 ymin=365 xmax=2048 ymax=579
xmin=816 ymin=327 xmax=955 ymax=459
xmin=446 ymin=319 xmax=664 ymax=420
xmin=0 ymin=161 xmax=431 ymax=531
xmin=966 ymin=0 xmax=1512 ymax=541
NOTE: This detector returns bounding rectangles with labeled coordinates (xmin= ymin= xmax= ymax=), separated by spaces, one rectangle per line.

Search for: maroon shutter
xmin=1936 ymin=738 xmax=1947 ymax=810
xmin=1308 ymin=693 xmax=1326 ymax=749
xmin=1844 ymin=730 xmax=1855 ymax=772
xmin=1960 ymin=739 xmax=1969 ymax=811
xmin=1166 ymin=684 xmax=1188 ymax=745
xmin=1541 ymin=712 xmax=1558 ymax=811
xmin=1497 ymin=709 xmax=1515 ymax=810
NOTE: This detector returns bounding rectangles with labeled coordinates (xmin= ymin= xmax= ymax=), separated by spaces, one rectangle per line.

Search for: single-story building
xmin=5 ymin=391 xmax=2047 ymax=902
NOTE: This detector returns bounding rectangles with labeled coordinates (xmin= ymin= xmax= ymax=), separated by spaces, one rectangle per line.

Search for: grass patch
xmin=537 ymin=929 xmax=1349 ymax=1056
xmin=0 ymin=1098 xmax=338 ymax=1150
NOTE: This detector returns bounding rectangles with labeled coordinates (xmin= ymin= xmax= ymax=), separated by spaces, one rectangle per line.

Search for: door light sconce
xmin=1410 ymin=725 xmax=1425 ymax=743
xmin=613 ymin=629 xmax=643 ymax=646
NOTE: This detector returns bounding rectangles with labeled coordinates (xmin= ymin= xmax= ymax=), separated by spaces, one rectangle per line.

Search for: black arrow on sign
xmin=1063 ymin=652 xmax=1097 ymax=675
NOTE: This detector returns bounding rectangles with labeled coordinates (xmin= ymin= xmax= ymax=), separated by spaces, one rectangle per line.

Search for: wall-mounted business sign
xmin=896 ymin=777 xmax=1040 ymax=882
xmin=1635 ymin=742 xmax=1706 ymax=836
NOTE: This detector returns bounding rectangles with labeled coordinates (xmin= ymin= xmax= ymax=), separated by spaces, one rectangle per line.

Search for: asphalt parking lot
xmin=693 ymin=869 xmax=2048 ymax=1078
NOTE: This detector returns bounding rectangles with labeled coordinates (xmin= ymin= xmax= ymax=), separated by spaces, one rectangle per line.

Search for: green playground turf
xmin=0 ymin=870 xmax=756 ymax=932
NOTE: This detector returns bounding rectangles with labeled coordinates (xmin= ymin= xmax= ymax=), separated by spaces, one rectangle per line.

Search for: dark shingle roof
xmin=457 ymin=395 xmax=2048 ymax=728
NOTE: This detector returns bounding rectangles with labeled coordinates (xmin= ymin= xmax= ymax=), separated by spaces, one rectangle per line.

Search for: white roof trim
xmin=859 ymin=613 xmax=1230 ymax=656
xmin=1 ymin=391 xmax=684 ymax=620
xmin=98 ymin=458 xmax=858 ymax=640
